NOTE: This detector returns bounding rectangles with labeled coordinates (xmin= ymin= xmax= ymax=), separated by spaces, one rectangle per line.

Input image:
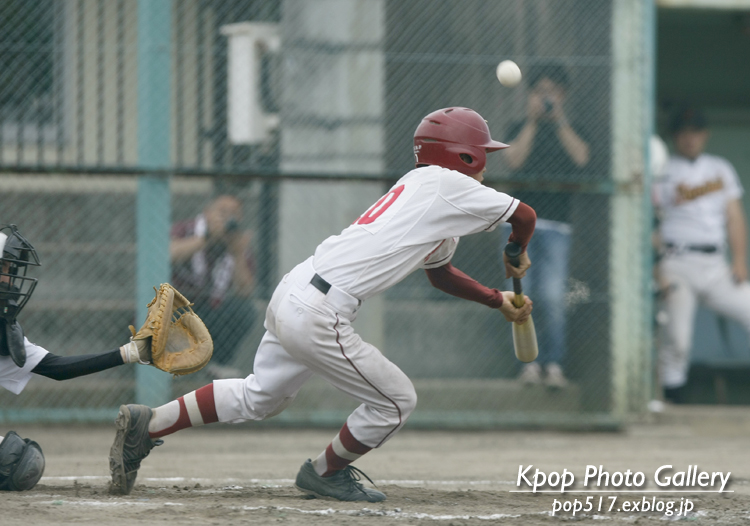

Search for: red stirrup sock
xmin=311 ymin=422 xmax=373 ymax=477
xmin=148 ymin=383 xmax=219 ymax=438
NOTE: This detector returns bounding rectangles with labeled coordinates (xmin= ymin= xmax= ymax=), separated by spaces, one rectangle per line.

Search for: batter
xmin=108 ymin=107 xmax=538 ymax=501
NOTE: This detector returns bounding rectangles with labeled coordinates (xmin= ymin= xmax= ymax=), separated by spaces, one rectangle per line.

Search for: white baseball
xmin=496 ymin=60 xmax=522 ymax=87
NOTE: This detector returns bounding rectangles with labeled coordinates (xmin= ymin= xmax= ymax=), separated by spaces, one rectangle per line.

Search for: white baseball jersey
xmin=210 ymin=165 xmax=520 ymax=450
xmin=312 ymin=165 xmax=519 ymax=299
xmin=0 ymin=338 xmax=48 ymax=395
xmin=655 ymin=153 xmax=743 ymax=247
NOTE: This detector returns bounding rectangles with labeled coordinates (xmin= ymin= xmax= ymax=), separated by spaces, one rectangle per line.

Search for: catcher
xmin=0 ymin=224 xmax=211 ymax=492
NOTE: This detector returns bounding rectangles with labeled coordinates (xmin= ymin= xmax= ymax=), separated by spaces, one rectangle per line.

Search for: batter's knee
xmin=395 ymin=382 xmax=418 ymax=422
xmin=373 ymin=380 xmax=417 ymax=427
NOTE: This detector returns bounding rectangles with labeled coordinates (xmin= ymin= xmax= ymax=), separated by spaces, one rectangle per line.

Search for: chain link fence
xmin=0 ymin=0 xmax=654 ymax=428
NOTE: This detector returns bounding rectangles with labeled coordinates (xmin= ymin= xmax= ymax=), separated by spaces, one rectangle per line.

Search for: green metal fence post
xmin=642 ymin=0 xmax=657 ymax=404
xmin=136 ymin=0 xmax=172 ymax=406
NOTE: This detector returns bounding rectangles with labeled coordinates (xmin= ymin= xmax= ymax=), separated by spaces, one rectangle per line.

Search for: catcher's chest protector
xmin=0 ymin=431 xmax=45 ymax=491
xmin=0 ymin=319 xmax=27 ymax=368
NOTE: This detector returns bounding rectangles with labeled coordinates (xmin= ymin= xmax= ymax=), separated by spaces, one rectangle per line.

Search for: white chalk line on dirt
xmin=41 ymin=475 xmax=516 ymax=486
xmin=38 ymin=500 xmax=184 ymax=507
xmin=33 ymin=499 xmax=524 ymax=520
xmin=237 ymin=507 xmax=709 ymax=523
xmin=238 ymin=505 xmax=522 ymax=521
xmin=26 ymin=496 xmax=715 ymax=522
xmin=233 ymin=506 xmax=711 ymax=522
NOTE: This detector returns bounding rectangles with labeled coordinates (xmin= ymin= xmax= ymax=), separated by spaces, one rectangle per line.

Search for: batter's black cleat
xmin=295 ymin=459 xmax=386 ymax=502
xmin=108 ymin=404 xmax=162 ymax=495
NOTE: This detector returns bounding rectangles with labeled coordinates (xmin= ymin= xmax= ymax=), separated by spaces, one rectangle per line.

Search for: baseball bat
xmin=504 ymin=242 xmax=539 ymax=363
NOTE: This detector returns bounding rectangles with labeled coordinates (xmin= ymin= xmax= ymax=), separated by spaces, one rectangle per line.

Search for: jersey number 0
xmin=355 ymin=185 xmax=405 ymax=225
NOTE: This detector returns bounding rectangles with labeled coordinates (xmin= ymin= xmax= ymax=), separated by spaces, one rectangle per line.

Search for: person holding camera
xmin=501 ymin=63 xmax=590 ymax=388
xmin=170 ymin=194 xmax=256 ymax=379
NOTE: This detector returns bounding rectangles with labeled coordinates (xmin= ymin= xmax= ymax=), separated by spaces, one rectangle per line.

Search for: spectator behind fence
xmin=501 ymin=62 xmax=590 ymax=388
xmin=170 ymin=195 xmax=256 ymax=379
xmin=653 ymin=107 xmax=750 ymax=404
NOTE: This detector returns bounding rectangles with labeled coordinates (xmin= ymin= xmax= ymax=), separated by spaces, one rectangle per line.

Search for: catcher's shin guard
xmin=109 ymin=405 xmax=162 ymax=495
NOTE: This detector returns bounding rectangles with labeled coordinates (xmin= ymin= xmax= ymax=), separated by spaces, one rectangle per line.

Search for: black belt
xmin=665 ymin=243 xmax=718 ymax=254
xmin=310 ymin=273 xmax=332 ymax=294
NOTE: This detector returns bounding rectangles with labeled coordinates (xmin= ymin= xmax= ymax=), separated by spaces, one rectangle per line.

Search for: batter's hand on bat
xmin=503 ymin=251 xmax=531 ymax=279
xmin=499 ymin=291 xmax=532 ymax=323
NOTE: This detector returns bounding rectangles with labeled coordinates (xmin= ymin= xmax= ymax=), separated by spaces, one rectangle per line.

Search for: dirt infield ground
xmin=3 ymin=406 xmax=750 ymax=525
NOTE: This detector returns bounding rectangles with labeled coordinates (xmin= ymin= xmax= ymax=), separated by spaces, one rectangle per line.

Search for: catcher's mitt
xmin=130 ymin=283 xmax=213 ymax=376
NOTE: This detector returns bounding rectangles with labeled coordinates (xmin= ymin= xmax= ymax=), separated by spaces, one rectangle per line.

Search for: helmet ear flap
xmin=444 ymin=145 xmax=487 ymax=176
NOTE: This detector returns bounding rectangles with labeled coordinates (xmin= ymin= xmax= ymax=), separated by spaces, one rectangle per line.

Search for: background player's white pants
xmin=212 ymin=257 xmax=417 ymax=448
xmin=658 ymin=252 xmax=750 ymax=389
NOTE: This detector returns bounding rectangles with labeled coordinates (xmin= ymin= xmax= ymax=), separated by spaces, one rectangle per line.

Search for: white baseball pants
xmin=658 ymin=252 xmax=750 ymax=388
xmin=211 ymin=257 xmax=416 ymax=448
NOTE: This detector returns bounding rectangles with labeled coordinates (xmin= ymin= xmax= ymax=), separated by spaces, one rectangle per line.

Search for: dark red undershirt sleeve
xmin=506 ymin=202 xmax=536 ymax=251
xmin=425 ymin=263 xmax=504 ymax=308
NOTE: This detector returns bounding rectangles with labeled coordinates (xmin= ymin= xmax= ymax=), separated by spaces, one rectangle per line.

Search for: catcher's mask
xmin=413 ymin=107 xmax=509 ymax=176
xmin=0 ymin=225 xmax=40 ymax=323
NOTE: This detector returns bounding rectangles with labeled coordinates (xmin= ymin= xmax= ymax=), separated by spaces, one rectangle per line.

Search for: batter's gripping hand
xmin=499 ymin=291 xmax=533 ymax=324
xmin=503 ymin=251 xmax=531 ymax=279
xmin=129 ymin=284 xmax=213 ymax=376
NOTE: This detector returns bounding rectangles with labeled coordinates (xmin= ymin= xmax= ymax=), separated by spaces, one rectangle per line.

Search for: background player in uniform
xmin=0 ymin=224 xmax=152 ymax=491
xmin=108 ymin=107 xmax=536 ymax=502
xmin=654 ymin=107 xmax=750 ymax=403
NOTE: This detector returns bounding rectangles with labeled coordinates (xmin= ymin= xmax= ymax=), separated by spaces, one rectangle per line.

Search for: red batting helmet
xmin=413 ymin=107 xmax=509 ymax=176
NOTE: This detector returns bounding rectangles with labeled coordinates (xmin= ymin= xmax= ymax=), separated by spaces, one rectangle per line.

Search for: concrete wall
xmin=278 ymin=0 xmax=386 ymax=348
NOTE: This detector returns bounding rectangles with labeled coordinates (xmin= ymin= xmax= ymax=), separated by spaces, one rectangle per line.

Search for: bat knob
xmin=504 ymin=242 xmax=523 ymax=267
